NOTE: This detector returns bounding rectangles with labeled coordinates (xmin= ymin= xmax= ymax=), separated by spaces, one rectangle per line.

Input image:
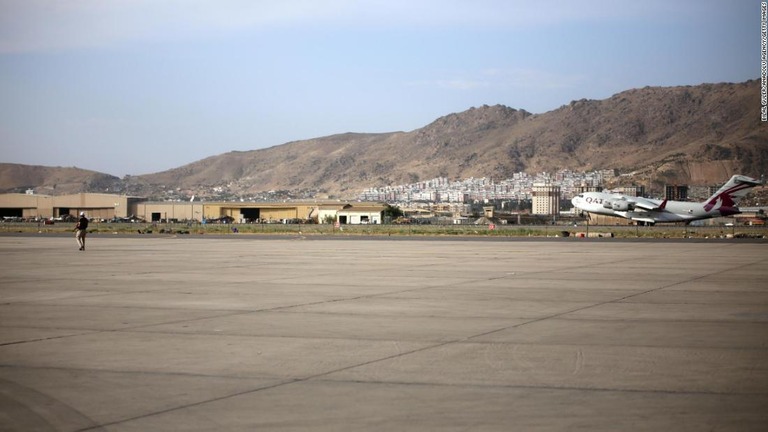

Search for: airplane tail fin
xmin=703 ymin=175 xmax=763 ymax=211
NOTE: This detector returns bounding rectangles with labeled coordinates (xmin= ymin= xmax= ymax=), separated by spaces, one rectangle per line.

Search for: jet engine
xmin=603 ymin=199 xmax=632 ymax=211
xmin=611 ymin=201 xmax=631 ymax=211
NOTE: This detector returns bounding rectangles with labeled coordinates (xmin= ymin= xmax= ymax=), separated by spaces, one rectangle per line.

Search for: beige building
xmin=582 ymin=213 xmax=635 ymax=225
xmin=0 ymin=192 xmax=142 ymax=220
xmin=134 ymin=201 xmax=318 ymax=223
xmin=532 ymin=183 xmax=560 ymax=215
xmin=1 ymin=192 xmax=386 ymax=224
xmin=317 ymin=203 xmax=387 ymax=224
xmin=337 ymin=205 xmax=385 ymax=224
xmin=317 ymin=203 xmax=354 ymax=224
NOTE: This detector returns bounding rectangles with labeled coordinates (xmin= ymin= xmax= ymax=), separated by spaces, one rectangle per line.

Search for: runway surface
xmin=1 ymin=236 xmax=767 ymax=431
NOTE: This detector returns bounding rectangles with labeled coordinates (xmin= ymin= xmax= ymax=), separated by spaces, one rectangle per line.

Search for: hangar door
xmin=0 ymin=208 xmax=23 ymax=218
xmin=241 ymin=208 xmax=260 ymax=222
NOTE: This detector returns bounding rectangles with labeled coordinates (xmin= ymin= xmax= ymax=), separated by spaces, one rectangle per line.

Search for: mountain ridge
xmin=2 ymin=80 xmax=766 ymax=198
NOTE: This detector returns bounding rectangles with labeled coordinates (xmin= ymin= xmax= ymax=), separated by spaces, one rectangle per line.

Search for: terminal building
xmin=0 ymin=193 xmax=385 ymax=224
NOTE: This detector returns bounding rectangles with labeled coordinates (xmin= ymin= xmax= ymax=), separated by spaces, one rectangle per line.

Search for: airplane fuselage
xmin=571 ymin=192 xmax=740 ymax=224
xmin=571 ymin=175 xmax=761 ymax=225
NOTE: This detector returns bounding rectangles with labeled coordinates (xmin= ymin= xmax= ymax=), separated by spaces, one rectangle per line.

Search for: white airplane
xmin=571 ymin=174 xmax=763 ymax=225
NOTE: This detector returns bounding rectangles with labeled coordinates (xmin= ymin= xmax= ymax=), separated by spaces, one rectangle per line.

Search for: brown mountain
xmin=0 ymin=163 xmax=121 ymax=195
xmin=3 ymin=80 xmax=767 ymax=197
xmin=132 ymin=79 xmax=767 ymax=197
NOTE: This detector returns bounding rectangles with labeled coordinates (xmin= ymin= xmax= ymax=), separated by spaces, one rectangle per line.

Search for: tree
xmin=382 ymin=204 xmax=404 ymax=220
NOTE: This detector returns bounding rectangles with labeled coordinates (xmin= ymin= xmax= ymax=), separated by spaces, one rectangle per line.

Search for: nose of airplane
xmin=571 ymin=196 xmax=582 ymax=207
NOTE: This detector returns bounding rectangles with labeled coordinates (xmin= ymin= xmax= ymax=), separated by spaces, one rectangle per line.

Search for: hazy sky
xmin=0 ymin=0 xmax=759 ymax=177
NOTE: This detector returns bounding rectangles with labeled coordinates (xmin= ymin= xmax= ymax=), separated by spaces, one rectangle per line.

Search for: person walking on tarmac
xmin=75 ymin=212 xmax=89 ymax=251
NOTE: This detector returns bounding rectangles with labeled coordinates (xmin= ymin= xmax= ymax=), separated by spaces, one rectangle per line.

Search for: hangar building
xmin=0 ymin=193 xmax=144 ymax=220
xmin=0 ymin=193 xmax=385 ymax=224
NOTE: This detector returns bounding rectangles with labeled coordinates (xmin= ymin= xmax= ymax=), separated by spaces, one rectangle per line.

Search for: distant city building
xmin=665 ymin=185 xmax=689 ymax=201
xmin=688 ymin=185 xmax=716 ymax=201
xmin=577 ymin=184 xmax=603 ymax=194
xmin=532 ymin=183 xmax=560 ymax=215
xmin=614 ymin=185 xmax=645 ymax=197
xmin=358 ymin=169 xmax=644 ymax=206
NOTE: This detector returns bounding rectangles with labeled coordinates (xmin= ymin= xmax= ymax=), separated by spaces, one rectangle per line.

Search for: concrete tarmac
xmin=0 ymin=235 xmax=767 ymax=431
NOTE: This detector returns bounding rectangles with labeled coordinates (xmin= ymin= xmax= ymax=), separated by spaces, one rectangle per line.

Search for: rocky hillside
xmin=133 ymin=80 xmax=766 ymax=196
xmin=3 ymin=80 xmax=766 ymax=198
xmin=0 ymin=163 xmax=121 ymax=195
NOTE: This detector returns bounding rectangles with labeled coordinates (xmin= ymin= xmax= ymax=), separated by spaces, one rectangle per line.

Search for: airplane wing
xmin=630 ymin=197 xmax=666 ymax=211
xmin=626 ymin=214 xmax=657 ymax=224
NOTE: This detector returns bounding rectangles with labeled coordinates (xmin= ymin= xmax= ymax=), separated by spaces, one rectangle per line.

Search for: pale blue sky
xmin=0 ymin=0 xmax=759 ymax=176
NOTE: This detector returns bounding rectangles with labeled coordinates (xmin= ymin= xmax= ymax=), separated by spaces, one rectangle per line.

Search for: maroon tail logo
xmin=704 ymin=183 xmax=751 ymax=213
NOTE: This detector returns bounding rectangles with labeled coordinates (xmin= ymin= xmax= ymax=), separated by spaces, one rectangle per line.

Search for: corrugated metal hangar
xmin=0 ymin=192 xmax=385 ymax=224
xmin=0 ymin=193 xmax=142 ymax=220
